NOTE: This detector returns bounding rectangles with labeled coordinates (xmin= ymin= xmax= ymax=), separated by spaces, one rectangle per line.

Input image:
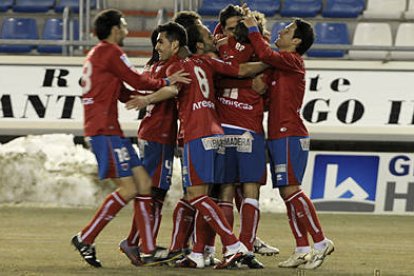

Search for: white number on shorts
xmin=194 ymin=66 xmax=210 ymax=99
xmin=81 ymin=61 xmax=92 ymax=94
xmin=114 ymin=147 xmax=130 ymax=162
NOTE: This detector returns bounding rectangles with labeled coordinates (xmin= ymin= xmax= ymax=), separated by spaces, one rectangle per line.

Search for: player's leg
xmin=169 ymin=197 xmax=195 ymax=255
xmin=168 ymin=146 xmax=195 ymax=260
xmin=141 ymin=141 xmax=174 ymax=242
xmin=268 ymin=137 xmax=311 ymax=268
xmin=271 ymin=136 xmax=334 ymax=269
xmin=176 ymin=137 xmax=247 ymax=269
xmin=236 ymin=130 xmax=269 ymax=268
xmin=72 ymin=136 xmax=137 ymax=267
xmin=219 ymin=139 xmax=237 ymax=230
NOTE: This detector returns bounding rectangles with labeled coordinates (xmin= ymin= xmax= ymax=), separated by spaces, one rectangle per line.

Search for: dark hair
xmin=293 ymin=18 xmax=314 ymax=55
xmin=157 ymin=21 xmax=188 ymax=48
xmin=147 ymin=29 xmax=159 ymax=66
xmin=173 ymin=11 xmax=201 ymax=29
xmin=234 ymin=16 xmax=264 ymax=44
xmin=93 ymin=9 xmax=123 ymax=40
xmin=173 ymin=12 xmax=202 ymax=54
xmin=219 ymin=4 xmax=243 ymax=28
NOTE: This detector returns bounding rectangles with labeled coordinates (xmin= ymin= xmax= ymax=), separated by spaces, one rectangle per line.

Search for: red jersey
xmin=216 ymin=36 xmax=265 ymax=133
xmin=82 ymin=41 xmax=166 ymax=137
xmin=166 ymin=54 xmax=239 ymax=143
xmin=138 ymin=56 xmax=179 ymax=145
xmin=248 ymin=31 xmax=308 ymax=139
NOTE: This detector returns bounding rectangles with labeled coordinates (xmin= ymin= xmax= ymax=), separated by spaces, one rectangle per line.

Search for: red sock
xmin=81 ymin=191 xmax=126 ymax=244
xmin=234 ymin=185 xmax=243 ymax=213
xmin=190 ymin=195 xmax=238 ymax=247
xmin=134 ymin=195 xmax=155 ymax=254
xmin=218 ymin=201 xmax=234 ymax=230
xmin=125 ymin=197 xmax=140 ymax=247
xmin=285 ymin=196 xmax=309 ymax=247
xmin=169 ymin=199 xmax=195 ymax=252
xmin=192 ymin=210 xmax=208 ymax=253
xmin=239 ymin=198 xmax=260 ymax=252
xmin=153 ymin=198 xmax=164 ymax=244
xmin=287 ymin=190 xmax=325 ymax=244
xmin=126 ymin=217 xmax=139 ymax=246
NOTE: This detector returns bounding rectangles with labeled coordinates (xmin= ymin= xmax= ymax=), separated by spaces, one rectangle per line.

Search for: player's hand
xmin=125 ymin=95 xmax=150 ymax=110
xmin=167 ymin=69 xmax=191 ymax=85
xmin=252 ymin=73 xmax=268 ymax=95
xmin=241 ymin=3 xmax=252 ymax=16
xmin=242 ymin=15 xmax=258 ymax=28
xmin=216 ymin=37 xmax=228 ymax=49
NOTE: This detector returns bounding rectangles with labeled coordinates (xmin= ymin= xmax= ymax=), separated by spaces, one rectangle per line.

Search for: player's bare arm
xmin=125 ymin=85 xmax=179 ymax=110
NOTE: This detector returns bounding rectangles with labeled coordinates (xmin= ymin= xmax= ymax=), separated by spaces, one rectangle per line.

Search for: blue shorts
xmin=182 ymin=135 xmax=225 ymax=187
xmin=89 ymin=135 xmax=142 ymax=180
xmin=138 ymin=139 xmax=174 ymax=191
xmin=267 ymin=136 xmax=309 ymax=188
xmin=222 ymin=126 xmax=266 ymax=184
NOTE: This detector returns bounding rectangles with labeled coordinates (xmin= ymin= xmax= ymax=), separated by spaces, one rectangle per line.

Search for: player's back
xmin=172 ymin=55 xmax=224 ymax=143
xmin=82 ymin=41 xmax=124 ymax=137
xmin=217 ymin=37 xmax=265 ymax=133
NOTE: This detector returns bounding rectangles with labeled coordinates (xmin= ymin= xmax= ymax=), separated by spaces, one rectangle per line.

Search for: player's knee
xmin=279 ymin=185 xmax=301 ymax=200
xmin=219 ymin=183 xmax=235 ymax=201
xmin=242 ymin=182 xmax=260 ymax=199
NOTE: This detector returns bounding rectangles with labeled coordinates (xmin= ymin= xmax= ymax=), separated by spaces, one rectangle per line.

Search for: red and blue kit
xmin=217 ymin=36 xmax=267 ymax=184
xmin=82 ymin=41 xmax=166 ymax=178
xmin=217 ymin=36 xmax=265 ymax=134
xmin=248 ymin=29 xmax=310 ymax=186
xmin=137 ymin=56 xmax=180 ymax=191
xmin=89 ymin=136 xmax=141 ymax=180
xmin=247 ymin=32 xmax=308 ymax=139
xmin=167 ymin=54 xmax=240 ymax=186
xmin=82 ymin=41 xmax=166 ymax=137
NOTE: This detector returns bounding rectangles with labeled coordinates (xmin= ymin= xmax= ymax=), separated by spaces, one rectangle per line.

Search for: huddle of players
xmin=72 ymin=3 xmax=334 ymax=271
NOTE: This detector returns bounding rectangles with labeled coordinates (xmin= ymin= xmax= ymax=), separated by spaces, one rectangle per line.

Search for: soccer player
xmin=214 ymin=7 xmax=268 ymax=269
xmin=126 ymin=21 xmax=267 ymax=269
xmin=71 ymin=9 xmax=189 ymax=267
xmin=117 ymin=29 xmax=180 ymax=266
xmin=216 ymin=4 xmax=280 ymax=262
xmin=243 ymin=15 xmax=335 ymax=270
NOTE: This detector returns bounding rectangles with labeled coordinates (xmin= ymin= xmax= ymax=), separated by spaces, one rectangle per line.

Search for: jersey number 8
xmin=194 ymin=66 xmax=210 ymax=99
xmin=81 ymin=61 xmax=92 ymax=95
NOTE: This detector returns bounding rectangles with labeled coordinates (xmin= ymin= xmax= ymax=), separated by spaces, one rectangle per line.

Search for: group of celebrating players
xmin=71 ymin=3 xmax=335 ymax=270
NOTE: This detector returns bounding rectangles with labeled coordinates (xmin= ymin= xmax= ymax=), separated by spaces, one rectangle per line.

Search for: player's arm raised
xmin=242 ymin=16 xmax=299 ymax=71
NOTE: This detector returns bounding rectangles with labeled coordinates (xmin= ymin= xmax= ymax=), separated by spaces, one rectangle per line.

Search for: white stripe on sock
xmin=201 ymin=201 xmax=233 ymax=236
xmin=112 ymin=192 xmax=126 ymax=206
xmin=290 ymin=204 xmax=303 ymax=238
xmin=82 ymin=199 xmax=114 ymax=240
xmin=299 ymin=196 xmax=320 ymax=234
xmin=249 ymin=208 xmax=259 ymax=243
xmin=139 ymin=200 xmax=155 ymax=252
xmin=170 ymin=207 xmax=185 ymax=250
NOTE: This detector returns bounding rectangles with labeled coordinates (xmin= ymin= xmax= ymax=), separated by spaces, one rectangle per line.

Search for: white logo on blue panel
xmin=311 ymin=155 xmax=379 ymax=212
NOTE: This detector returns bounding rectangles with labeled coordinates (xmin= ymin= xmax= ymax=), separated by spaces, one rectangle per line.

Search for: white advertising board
xmin=0 ymin=62 xmax=413 ymax=140
xmin=302 ymin=151 xmax=414 ymax=215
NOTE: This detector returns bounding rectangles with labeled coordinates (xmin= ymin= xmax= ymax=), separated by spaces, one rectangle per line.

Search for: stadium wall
xmin=0 ymin=56 xmax=413 ymax=215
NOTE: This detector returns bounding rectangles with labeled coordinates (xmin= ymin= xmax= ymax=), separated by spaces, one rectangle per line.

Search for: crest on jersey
xmin=120 ymin=54 xmax=133 ymax=68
